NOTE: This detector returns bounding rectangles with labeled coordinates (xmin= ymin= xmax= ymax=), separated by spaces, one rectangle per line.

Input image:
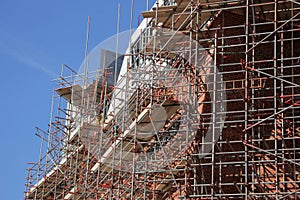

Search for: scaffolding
xmin=25 ymin=0 xmax=300 ymax=199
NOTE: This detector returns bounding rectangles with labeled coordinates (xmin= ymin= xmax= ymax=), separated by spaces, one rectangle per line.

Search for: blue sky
xmin=0 ymin=1 xmax=155 ymax=199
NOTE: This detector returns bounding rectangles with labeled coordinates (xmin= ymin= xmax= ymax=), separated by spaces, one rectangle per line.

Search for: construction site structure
xmin=25 ymin=0 xmax=300 ymax=199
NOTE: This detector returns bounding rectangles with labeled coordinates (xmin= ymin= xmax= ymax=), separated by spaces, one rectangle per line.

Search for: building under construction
xmin=25 ymin=0 xmax=300 ymax=199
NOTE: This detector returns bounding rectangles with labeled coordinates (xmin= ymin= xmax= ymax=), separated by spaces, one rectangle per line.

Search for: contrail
xmin=0 ymin=31 xmax=58 ymax=78
xmin=1 ymin=45 xmax=57 ymax=78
